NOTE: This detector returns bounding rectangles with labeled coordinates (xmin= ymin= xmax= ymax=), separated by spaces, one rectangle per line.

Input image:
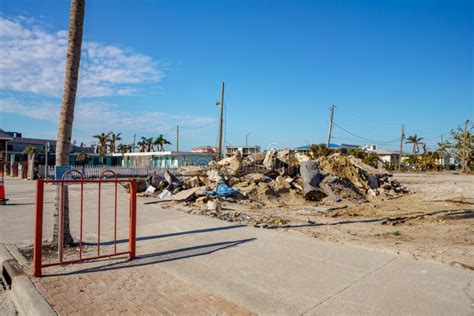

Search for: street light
xmin=245 ymin=132 xmax=251 ymax=148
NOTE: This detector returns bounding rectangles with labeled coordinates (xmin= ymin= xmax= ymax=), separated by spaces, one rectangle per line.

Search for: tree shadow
xmin=83 ymin=224 xmax=246 ymax=247
xmin=44 ymin=237 xmax=256 ymax=277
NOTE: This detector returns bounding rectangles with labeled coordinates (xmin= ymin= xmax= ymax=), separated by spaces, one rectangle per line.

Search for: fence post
xmin=33 ymin=180 xmax=44 ymax=277
xmin=129 ymin=179 xmax=137 ymax=260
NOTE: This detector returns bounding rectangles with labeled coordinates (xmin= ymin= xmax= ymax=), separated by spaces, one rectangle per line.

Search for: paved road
xmin=1 ymin=177 xmax=473 ymax=315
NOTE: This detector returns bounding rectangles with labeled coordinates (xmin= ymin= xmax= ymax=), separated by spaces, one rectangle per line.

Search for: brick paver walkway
xmin=32 ymin=258 xmax=254 ymax=315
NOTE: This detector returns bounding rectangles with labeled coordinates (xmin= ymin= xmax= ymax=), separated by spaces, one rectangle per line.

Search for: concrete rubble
xmin=138 ymin=151 xmax=410 ymax=217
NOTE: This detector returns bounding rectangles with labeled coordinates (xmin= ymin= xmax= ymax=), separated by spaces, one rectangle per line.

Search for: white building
xmin=363 ymin=145 xmax=401 ymax=166
xmin=118 ymin=151 xmax=214 ymax=168
xmin=225 ymin=146 xmax=261 ymax=158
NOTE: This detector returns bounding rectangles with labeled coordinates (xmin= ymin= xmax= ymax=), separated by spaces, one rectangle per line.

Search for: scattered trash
xmin=207 ymin=200 xmax=222 ymax=213
xmin=145 ymin=185 xmax=156 ymax=195
xmin=158 ymin=189 xmax=173 ymax=200
xmin=239 ymin=215 xmax=251 ymax=221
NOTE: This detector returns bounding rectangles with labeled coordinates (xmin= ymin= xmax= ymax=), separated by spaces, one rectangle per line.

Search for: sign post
xmin=55 ymin=166 xmax=72 ymax=181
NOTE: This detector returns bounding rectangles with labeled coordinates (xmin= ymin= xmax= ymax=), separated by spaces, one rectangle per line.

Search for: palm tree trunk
xmin=53 ymin=0 xmax=85 ymax=248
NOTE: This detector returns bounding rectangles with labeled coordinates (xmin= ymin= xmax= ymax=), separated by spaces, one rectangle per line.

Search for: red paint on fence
xmin=33 ymin=170 xmax=137 ymax=277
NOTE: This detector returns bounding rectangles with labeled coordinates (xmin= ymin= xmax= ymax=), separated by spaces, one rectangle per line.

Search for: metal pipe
xmin=33 ymin=180 xmax=44 ymax=277
xmin=129 ymin=179 xmax=137 ymax=260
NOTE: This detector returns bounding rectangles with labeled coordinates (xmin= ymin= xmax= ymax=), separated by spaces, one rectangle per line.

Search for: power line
xmin=223 ymin=101 xmax=227 ymax=147
xmin=333 ymin=122 xmax=399 ymax=144
xmin=331 ymin=136 xmax=399 ymax=146
xmin=180 ymin=120 xmax=218 ymax=129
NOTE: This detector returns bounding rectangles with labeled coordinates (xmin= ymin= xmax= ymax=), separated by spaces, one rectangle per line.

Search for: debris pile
xmin=138 ymin=151 xmax=410 ymax=210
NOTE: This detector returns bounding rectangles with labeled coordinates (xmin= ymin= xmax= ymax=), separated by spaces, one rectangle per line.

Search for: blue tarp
xmin=206 ymin=182 xmax=240 ymax=197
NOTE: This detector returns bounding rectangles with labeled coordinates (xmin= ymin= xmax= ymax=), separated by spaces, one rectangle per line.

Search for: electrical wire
xmin=179 ymin=120 xmax=218 ymax=129
xmin=223 ymin=103 xmax=227 ymax=147
xmin=333 ymin=122 xmax=400 ymax=144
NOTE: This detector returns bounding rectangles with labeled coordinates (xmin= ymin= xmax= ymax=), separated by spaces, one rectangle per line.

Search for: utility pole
xmin=132 ymin=133 xmax=136 ymax=153
xmin=398 ymin=124 xmax=405 ymax=172
xmin=176 ymin=125 xmax=179 ymax=152
xmin=327 ymin=104 xmax=335 ymax=147
xmin=462 ymin=119 xmax=469 ymax=172
xmin=45 ymin=142 xmax=50 ymax=179
xmin=216 ymin=82 xmax=225 ymax=159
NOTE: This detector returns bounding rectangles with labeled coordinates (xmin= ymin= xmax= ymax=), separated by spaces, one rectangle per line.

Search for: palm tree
xmin=108 ymin=132 xmax=122 ymax=153
xmin=117 ymin=144 xmax=128 ymax=154
xmin=53 ymin=0 xmax=85 ymax=247
xmin=437 ymin=141 xmax=450 ymax=168
xmin=75 ymin=152 xmax=90 ymax=166
xmin=308 ymin=144 xmax=331 ymax=159
xmin=93 ymin=132 xmax=112 ymax=163
xmin=140 ymin=137 xmax=155 ymax=152
xmin=23 ymin=144 xmax=37 ymax=155
xmin=405 ymin=134 xmax=424 ymax=157
xmin=154 ymin=134 xmax=172 ymax=151
xmin=137 ymin=140 xmax=146 ymax=152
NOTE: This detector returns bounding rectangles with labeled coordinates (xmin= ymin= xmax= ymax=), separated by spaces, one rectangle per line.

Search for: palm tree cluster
xmin=136 ymin=134 xmax=172 ymax=152
xmin=91 ymin=132 xmax=172 ymax=161
xmin=403 ymin=127 xmax=473 ymax=172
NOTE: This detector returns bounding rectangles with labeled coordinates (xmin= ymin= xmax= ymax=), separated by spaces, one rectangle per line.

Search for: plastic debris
xmin=207 ymin=182 xmax=240 ymax=197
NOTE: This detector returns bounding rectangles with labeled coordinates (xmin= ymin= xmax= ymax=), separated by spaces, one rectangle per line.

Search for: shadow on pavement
xmin=44 ymin=238 xmax=256 ymax=277
xmin=83 ymin=224 xmax=246 ymax=247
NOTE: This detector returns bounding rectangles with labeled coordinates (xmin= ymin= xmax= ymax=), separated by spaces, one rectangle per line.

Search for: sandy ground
xmin=167 ymin=172 xmax=474 ymax=268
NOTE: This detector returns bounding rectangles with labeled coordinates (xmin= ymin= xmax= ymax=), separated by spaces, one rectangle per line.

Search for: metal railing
xmin=33 ymin=169 xmax=137 ymax=277
xmin=46 ymin=165 xmax=171 ymax=178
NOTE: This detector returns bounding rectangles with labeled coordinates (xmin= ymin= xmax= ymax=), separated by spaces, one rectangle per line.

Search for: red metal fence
xmin=33 ymin=169 xmax=137 ymax=277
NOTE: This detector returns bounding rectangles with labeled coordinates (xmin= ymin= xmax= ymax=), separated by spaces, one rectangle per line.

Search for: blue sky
xmin=0 ymin=0 xmax=472 ymax=151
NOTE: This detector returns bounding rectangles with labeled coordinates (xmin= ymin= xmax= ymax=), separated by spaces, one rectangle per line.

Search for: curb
xmin=0 ymin=245 xmax=56 ymax=316
xmin=0 ymin=244 xmax=13 ymax=265
xmin=11 ymin=276 xmax=56 ymax=316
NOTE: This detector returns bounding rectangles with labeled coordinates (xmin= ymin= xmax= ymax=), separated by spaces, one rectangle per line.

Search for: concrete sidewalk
xmin=37 ymin=205 xmax=473 ymax=315
xmin=2 ymin=178 xmax=474 ymax=314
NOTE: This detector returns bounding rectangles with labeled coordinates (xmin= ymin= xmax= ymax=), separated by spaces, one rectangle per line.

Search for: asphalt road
xmin=1 ymin=177 xmax=473 ymax=315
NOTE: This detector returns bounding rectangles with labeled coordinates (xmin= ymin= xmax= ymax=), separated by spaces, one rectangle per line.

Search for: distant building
xmin=363 ymin=144 xmax=402 ymax=166
xmin=436 ymin=153 xmax=461 ymax=168
xmin=120 ymin=151 xmax=214 ymax=168
xmin=192 ymin=146 xmax=218 ymax=154
xmin=225 ymin=146 xmax=261 ymax=158
xmin=294 ymin=145 xmax=311 ymax=162
xmin=0 ymin=130 xmax=98 ymax=170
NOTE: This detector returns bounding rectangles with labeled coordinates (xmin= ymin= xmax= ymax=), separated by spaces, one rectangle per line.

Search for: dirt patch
xmin=164 ymin=172 xmax=473 ymax=268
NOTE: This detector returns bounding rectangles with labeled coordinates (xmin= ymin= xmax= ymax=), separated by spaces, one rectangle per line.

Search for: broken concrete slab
xmin=173 ymin=187 xmax=199 ymax=202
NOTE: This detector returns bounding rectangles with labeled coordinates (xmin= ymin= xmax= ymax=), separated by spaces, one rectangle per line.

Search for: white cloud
xmin=0 ymin=16 xmax=162 ymax=97
xmin=0 ymin=16 xmax=217 ymax=143
xmin=0 ymin=98 xmax=215 ymax=134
